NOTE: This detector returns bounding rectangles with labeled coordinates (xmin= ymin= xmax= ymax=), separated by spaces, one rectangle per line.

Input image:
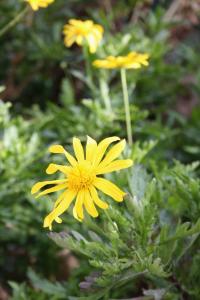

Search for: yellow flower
xmin=63 ymin=19 xmax=104 ymax=53
xmin=26 ymin=0 xmax=54 ymax=10
xmin=93 ymin=52 xmax=149 ymax=69
xmin=31 ymin=136 xmax=133 ymax=230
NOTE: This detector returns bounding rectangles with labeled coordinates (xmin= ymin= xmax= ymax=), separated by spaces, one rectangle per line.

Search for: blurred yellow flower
xmin=31 ymin=136 xmax=133 ymax=230
xmin=26 ymin=0 xmax=55 ymax=10
xmin=93 ymin=52 xmax=149 ymax=69
xmin=63 ymin=19 xmax=104 ymax=53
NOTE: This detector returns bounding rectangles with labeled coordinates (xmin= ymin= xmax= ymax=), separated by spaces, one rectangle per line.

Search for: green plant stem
xmin=104 ymin=208 xmax=113 ymax=224
xmin=120 ymin=68 xmax=133 ymax=146
xmin=0 ymin=6 xmax=29 ymax=38
xmin=82 ymin=44 xmax=95 ymax=91
xmin=99 ymin=77 xmax=112 ymax=112
xmin=84 ymin=216 xmax=108 ymax=239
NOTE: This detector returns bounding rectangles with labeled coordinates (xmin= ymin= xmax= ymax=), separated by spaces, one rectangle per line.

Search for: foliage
xmin=49 ymin=162 xmax=200 ymax=299
xmin=0 ymin=0 xmax=200 ymax=299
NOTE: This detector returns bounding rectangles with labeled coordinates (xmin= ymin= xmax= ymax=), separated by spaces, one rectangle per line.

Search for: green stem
xmin=120 ymin=68 xmax=133 ymax=146
xmin=84 ymin=216 xmax=108 ymax=239
xmin=82 ymin=44 xmax=95 ymax=91
xmin=104 ymin=208 xmax=113 ymax=224
xmin=99 ymin=77 xmax=112 ymax=112
xmin=0 ymin=6 xmax=29 ymax=38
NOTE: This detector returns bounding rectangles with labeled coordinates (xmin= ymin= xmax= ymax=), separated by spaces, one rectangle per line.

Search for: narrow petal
xmin=49 ymin=144 xmax=77 ymax=167
xmin=46 ymin=163 xmax=71 ymax=175
xmin=49 ymin=145 xmax=65 ymax=154
xmin=73 ymin=207 xmax=80 ymax=221
xmin=93 ymin=137 xmax=120 ymax=167
xmin=97 ymin=139 xmax=126 ymax=169
xmin=31 ymin=179 xmax=67 ymax=194
xmin=86 ymin=34 xmax=98 ymax=53
xmin=86 ymin=136 xmax=97 ymax=162
xmin=64 ymin=36 xmax=76 ymax=47
xmin=35 ymin=183 xmax=68 ymax=199
xmin=43 ymin=190 xmax=77 ymax=230
xmin=54 ymin=190 xmax=68 ymax=208
xmin=76 ymin=35 xmax=83 ymax=46
xmin=73 ymin=137 xmax=84 ymax=162
xmin=73 ymin=190 xmax=84 ymax=221
xmin=96 ymin=159 xmax=133 ymax=174
xmin=84 ymin=189 xmax=99 ymax=217
xmin=55 ymin=216 xmax=62 ymax=224
xmin=94 ymin=178 xmax=125 ymax=202
xmin=89 ymin=186 xmax=108 ymax=209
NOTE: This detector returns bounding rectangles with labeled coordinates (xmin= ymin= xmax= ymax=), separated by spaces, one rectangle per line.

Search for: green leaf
xmin=28 ymin=269 xmax=67 ymax=298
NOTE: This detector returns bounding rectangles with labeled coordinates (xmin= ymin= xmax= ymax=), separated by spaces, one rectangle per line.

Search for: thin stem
xmin=82 ymin=44 xmax=95 ymax=92
xmin=120 ymin=68 xmax=133 ymax=146
xmin=84 ymin=216 xmax=108 ymax=239
xmin=164 ymin=0 xmax=182 ymax=22
xmin=99 ymin=77 xmax=112 ymax=112
xmin=0 ymin=6 xmax=29 ymax=38
xmin=104 ymin=208 xmax=113 ymax=224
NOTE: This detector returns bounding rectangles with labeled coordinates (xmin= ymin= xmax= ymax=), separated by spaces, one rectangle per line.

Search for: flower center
xmin=76 ymin=21 xmax=93 ymax=36
xmin=67 ymin=161 xmax=95 ymax=192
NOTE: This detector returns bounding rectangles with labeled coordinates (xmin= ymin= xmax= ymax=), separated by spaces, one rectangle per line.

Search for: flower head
xmin=93 ymin=52 xmax=149 ymax=69
xmin=63 ymin=19 xmax=104 ymax=53
xmin=31 ymin=136 xmax=133 ymax=230
xmin=26 ymin=0 xmax=55 ymax=10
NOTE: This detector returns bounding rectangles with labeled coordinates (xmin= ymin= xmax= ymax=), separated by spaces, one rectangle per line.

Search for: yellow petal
xmin=86 ymin=34 xmax=97 ymax=53
xmin=73 ymin=207 xmax=81 ymax=222
xmin=64 ymin=35 xmax=76 ymax=47
xmin=73 ymin=190 xmax=84 ymax=221
xmin=35 ymin=183 xmax=68 ymax=199
xmin=54 ymin=191 xmax=68 ymax=208
xmin=43 ymin=190 xmax=77 ymax=230
xmin=97 ymin=139 xmax=126 ymax=168
xmin=86 ymin=136 xmax=97 ymax=162
xmin=73 ymin=137 xmax=84 ymax=162
xmin=46 ymin=163 xmax=71 ymax=175
xmin=55 ymin=216 xmax=62 ymax=224
xmin=96 ymin=159 xmax=133 ymax=174
xmin=93 ymin=137 xmax=120 ymax=167
xmin=84 ymin=189 xmax=99 ymax=218
xmin=76 ymin=35 xmax=83 ymax=46
xmin=49 ymin=144 xmax=77 ymax=167
xmin=94 ymin=178 xmax=125 ymax=202
xmin=89 ymin=186 xmax=108 ymax=209
xmin=49 ymin=145 xmax=65 ymax=154
xmin=31 ymin=179 xmax=67 ymax=194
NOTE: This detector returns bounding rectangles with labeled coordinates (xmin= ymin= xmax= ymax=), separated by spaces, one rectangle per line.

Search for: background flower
xmin=93 ymin=52 xmax=149 ymax=69
xmin=63 ymin=19 xmax=104 ymax=53
xmin=25 ymin=0 xmax=55 ymax=10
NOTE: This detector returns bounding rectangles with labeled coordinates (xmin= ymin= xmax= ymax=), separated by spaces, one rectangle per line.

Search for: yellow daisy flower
xmin=93 ymin=52 xmax=149 ymax=69
xmin=31 ymin=136 xmax=133 ymax=230
xmin=26 ymin=0 xmax=55 ymax=10
xmin=63 ymin=19 xmax=104 ymax=53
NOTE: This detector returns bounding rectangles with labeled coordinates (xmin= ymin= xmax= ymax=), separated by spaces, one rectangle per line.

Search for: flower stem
xmin=82 ymin=44 xmax=95 ymax=92
xmin=0 ymin=6 xmax=29 ymax=38
xmin=120 ymin=68 xmax=133 ymax=146
xmin=99 ymin=77 xmax=112 ymax=112
xmin=104 ymin=208 xmax=113 ymax=224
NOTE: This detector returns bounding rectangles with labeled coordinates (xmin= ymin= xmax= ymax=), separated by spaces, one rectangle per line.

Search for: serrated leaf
xmin=159 ymin=218 xmax=200 ymax=245
xmin=128 ymin=164 xmax=150 ymax=200
xmin=28 ymin=269 xmax=66 ymax=298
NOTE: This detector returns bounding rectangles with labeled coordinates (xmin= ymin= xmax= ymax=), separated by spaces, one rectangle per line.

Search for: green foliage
xmin=28 ymin=269 xmax=67 ymax=298
xmin=49 ymin=163 xmax=200 ymax=299
xmin=0 ymin=0 xmax=200 ymax=299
